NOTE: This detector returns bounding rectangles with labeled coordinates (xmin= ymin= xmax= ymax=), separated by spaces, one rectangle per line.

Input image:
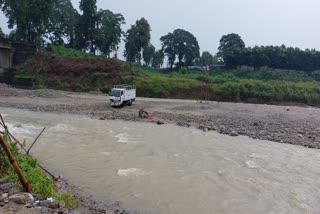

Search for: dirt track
xmin=0 ymin=84 xmax=320 ymax=149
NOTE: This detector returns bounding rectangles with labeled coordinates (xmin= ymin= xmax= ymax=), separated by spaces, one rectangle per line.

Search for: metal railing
xmin=113 ymin=85 xmax=136 ymax=90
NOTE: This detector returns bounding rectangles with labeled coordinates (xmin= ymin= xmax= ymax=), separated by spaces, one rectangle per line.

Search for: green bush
xmin=0 ymin=134 xmax=78 ymax=209
xmin=49 ymin=46 xmax=97 ymax=58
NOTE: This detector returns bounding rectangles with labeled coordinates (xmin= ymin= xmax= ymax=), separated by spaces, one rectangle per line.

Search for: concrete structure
xmin=0 ymin=38 xmax=13 ymax=75
xmin=0 ymin=37 xmax=36 ymax=88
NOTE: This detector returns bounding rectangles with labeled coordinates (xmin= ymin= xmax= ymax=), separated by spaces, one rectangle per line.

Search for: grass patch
xmin=49 ymin=46 xmax=99 ymax=58
xmin=0 ymin=133 xmax=79 ymax=209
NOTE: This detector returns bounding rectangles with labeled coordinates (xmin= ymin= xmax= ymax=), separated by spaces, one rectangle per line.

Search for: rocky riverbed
xmin=0 ymin=177 xmax=130 ymax=214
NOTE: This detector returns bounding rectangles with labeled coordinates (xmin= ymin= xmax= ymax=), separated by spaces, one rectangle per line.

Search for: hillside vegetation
xmin=16 ymin=46 xmax=320 ymax=106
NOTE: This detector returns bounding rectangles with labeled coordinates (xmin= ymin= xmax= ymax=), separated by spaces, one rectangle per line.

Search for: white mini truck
xmin=109 ymin=85 xmax=136 ymax=107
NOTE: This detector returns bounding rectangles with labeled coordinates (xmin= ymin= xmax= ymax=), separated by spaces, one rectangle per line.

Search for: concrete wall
xmin=11 ymin=42 xmax=36 ymax=65
xmin=0 ymin=47 xmax=13 ymax=69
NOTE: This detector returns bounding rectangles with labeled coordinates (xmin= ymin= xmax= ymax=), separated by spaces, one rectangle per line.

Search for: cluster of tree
xmin=218 ymin=33 xmax=320 ymax=72
xmin=0 ymin=0 xmax=214 ymax=69
xmin=124 ymin=26 xmax=208 ymax=69
xmin=160 ymin=29 xmax=200 ymax=69
xmin=122 ymin=18 xmax=165 ymax=68
xmin=0 ymin=0 xmax=125 ymax=57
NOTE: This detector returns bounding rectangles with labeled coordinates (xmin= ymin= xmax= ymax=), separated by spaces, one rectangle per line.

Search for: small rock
xmin=59 ymin=201 xmax=65 ymax=209
xmin=0 ymin=179 xmax=8 ymax=184
xmin=8 ymin=187 xmax=20 ymax=196
xmin=0 ymin=194 xmax=4 ymax=202
xmin=39 ymin=200 xmax=51 ymax=207
xmin=49 ymin=201 xmax=60 ymax=209
xmin=0 ymin=183 xmax=14 ymax=192
xmin=3 ymin=193 xmax=8 ymax=203
xmin=9 ymin=192 xmax=34 ymax=204
xmin=286 ymin=107 xmax=290 ymax=111
xmin=57 ymin=210 xmax=65 ymax=214
xmin=13 ymin=123 xmax=22 ymax=128
xmin=298 ymin=134 xmax=303 ymax=138
xmin=199 ymin=124 xmax=210 ymax=132
xmin=211 ymin=126 xmax=217 ymax=131
xmin=229 ymin=130 xmax=239 ymax=137
xmin=41 ymin=207 xmax=51 ymax=214
xmin=0 ymin=193 xmax=8 ymax=202
xmin=156 ymin=120 xmax=164 ymax=125
xmin=25 ymin=202 xmax=34 ymax=208
xmin=0 ymin=202 xmax=5 ymax=207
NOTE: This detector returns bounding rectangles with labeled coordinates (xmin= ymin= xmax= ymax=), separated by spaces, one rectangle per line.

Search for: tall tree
xmin=0 ymin=0 xmax=57 ymax=46
xmin=96 ymin=9 xmax=125 ymax=57
xmin=0 ymin=0 xmax=29 ymax=42
xmin=152 ymin=50 xmax=164 ymax=68
xmin=31 ymin=0 xmax=57 ymax=48
xmin=79 ymin=0 xmax=97 ymax=53
xmin=200 ymin=51 xmax=214 ymax=67
xmin=47 ymin=0 xmax=79 ymax=46
xmin=124 ymin=18 xmax=151 ymax=63
xmin=124 ymin=33 xmax=139 ymax=63
xmin=218 ymin=33 xmax=245 ymax=57
xmin=160 ymin=32 xmax=175 ymax=68
xmin=142 ymin=43 xmax=155 ymax=66
xmin=160 ymin=29 xmax=200 ymax=69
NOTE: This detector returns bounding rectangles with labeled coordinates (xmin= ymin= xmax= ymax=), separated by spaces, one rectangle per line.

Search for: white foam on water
xmin=5 ymin=123 xmax=41 ymax=135
xmin=245 ymin=160 xmax=258 ymax=169
xmin=49 ymin=124 xmax=70 ymax=132
xmin=114 ymin=133 xmax=135 ymax=144
xmin=248 ymin=153 xmax=262 ymax=159
xmin=101 ymin=152 xmax=111 ymax=156
xmin=117 ymin=168 xmax=150 ymax=177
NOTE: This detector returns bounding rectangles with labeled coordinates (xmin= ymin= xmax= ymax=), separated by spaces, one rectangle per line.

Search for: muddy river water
xmin=1 ymin=107 xmax=320 ymax=214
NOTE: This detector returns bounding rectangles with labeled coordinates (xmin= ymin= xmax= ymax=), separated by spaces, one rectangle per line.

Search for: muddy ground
xmin=0 ymin=84 xmax=320 ymax=213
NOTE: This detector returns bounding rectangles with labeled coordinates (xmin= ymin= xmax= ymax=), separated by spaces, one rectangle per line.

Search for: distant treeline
xmin=1 ymin=1 xmax=320 ymax=71
xmin=222 ymin=45 xmax=320 ymax=72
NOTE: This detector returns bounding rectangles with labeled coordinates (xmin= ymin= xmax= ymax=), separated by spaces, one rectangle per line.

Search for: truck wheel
xmin=128 ymin=100 xmax=132 ymax=106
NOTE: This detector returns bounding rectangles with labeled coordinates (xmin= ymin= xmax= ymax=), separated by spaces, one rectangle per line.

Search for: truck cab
xmin=109 ymin=85 xmax=136 ymax=107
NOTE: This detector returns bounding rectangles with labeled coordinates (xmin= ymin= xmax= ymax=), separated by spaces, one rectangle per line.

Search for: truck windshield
xmin=111 ymin=89 xmax=121 ymax=97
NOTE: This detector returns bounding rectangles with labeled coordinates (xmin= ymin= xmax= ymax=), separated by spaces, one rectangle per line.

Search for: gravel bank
xmin=0 ymin=84 xmax=319 ymax=149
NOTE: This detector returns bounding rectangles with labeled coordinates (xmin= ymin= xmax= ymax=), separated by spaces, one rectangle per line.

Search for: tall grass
xmin=128 ymin=64 xmax=320 ymax=105
xmin=49 ymin=46 xmax=98 ymax=58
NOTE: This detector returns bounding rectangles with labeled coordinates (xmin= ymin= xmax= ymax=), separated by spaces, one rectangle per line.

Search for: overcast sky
xmin=1 ymin=0 xmax=319 ymax=58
